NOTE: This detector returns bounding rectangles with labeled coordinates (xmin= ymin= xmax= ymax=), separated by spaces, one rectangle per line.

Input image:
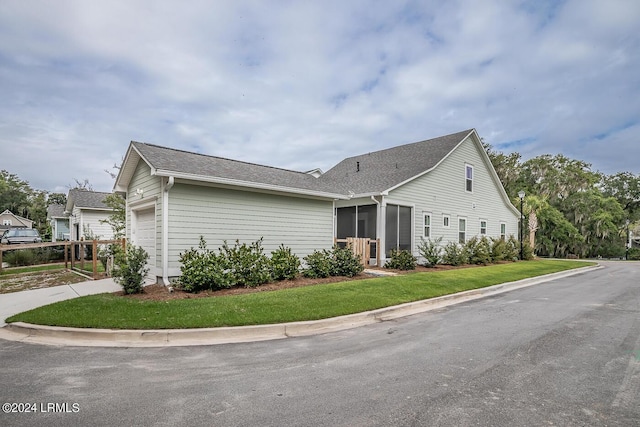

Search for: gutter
xmin=162 ymin=176 xmax=175 ymax=286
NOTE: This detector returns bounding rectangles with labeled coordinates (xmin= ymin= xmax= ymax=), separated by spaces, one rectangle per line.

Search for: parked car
xmin=1 ymin=228 xmax=43 ymax=244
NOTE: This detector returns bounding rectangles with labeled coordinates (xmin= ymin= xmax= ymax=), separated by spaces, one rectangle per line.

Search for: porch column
xmin=379 ymin=199 xmax=386 ymax=261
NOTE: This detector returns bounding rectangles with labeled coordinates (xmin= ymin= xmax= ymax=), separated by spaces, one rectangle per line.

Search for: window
xmin=423 ymin=213 xmax=431 ymax=238
xmin=443 ymin=215 xmax=450 ymax=228
xmin=2 ymin=219 xmax=11 ymax=226
xmin=459 ymin=218 xmax=466 ymax=244
xmin=465 ymin=164 xmax=474 ymax=192
xmin=500 ymin=222 xmax=507 ymax=240
xmin=480 ymin=220 xmax=487 ymax=235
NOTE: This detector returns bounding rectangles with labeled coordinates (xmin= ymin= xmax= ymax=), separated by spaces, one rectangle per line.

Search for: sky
xmin=1 ymin=0 xmax=639 ymax=194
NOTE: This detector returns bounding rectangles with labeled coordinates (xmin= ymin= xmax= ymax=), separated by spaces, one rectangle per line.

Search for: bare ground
xmin=0 ymin=270 xmax=87 ymax=294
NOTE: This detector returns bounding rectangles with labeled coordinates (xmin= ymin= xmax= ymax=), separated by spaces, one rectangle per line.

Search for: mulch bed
xmin=116 ymin=264 xmax=475 ymax=301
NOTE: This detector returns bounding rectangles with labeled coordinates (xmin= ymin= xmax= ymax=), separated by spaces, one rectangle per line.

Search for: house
xmin=65 ymin=189 xmax=115 ymax=241
xmin=322 ymin=129 xmax=520 ymax=260
xmin=114 ymin=129 xmax=520 ymax=285
xmin=0 ymin=209 xmax=33 ymax=234
xmin=47 ymin=204 xmax=70 ymax=241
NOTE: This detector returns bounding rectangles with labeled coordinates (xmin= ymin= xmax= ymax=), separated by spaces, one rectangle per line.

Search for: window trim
xmin=458 ymin=217 xmax=467 ymax=244
xmin=480 ymin=220 xmax=487 ymax=235
xmin=465 ymin=164 xmax=474 ymax=193
xmin=423 ymin=213 xmax=431 ymax=238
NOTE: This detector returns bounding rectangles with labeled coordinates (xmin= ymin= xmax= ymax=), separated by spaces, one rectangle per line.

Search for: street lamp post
xmin=518 ymin=190 xmax=525 ymax=260
xmin=626 ymin=219 xmax=630 ymax=261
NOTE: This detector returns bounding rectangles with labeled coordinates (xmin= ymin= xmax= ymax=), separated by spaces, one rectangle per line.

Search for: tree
xmin=99 ymin=193 xmax=125 ymax=238
xmin=48 ymin=193 xmax=67 ymax=206
xmin=600 ymin=172 xmax=640 ymax=223
xmin=0 ymin=170 xmax=31 ymax=215
xmin=483 ymin=142 xmax=522 ymax=198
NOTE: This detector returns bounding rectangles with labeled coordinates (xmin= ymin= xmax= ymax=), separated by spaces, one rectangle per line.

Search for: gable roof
xmin=319 ymin=129 xmax=474 ymax=195
xmin=66 ymin=189 xmax=112 ymax=212
xmin=115 ymin=141 xmax=347 ymax=199
xmin=113 ymin=128 xmax=513 ymax=212
xmin=0 ymin=209 xmax=33 ymax=228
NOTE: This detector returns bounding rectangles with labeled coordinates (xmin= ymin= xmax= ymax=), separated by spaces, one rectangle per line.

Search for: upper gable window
xmin=2 ymin=219 xmax=11 ymax=226
xmin=465 ymin=164 xmax=474 ymax=192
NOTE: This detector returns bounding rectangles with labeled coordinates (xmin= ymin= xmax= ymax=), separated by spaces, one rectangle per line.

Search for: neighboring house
xmin=0 ymin=209 xmax=33 ymax=234
xmin=47 ymin=204 xmax=70 ymax=241
xmin=114 ymin=128 xmax=520 ymax=285
xmin=65 ymin=189 xmax=115 ymax=241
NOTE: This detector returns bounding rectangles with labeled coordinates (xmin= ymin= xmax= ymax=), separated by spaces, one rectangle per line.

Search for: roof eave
xmin=154 ymin=170 xmax=349 ymax=200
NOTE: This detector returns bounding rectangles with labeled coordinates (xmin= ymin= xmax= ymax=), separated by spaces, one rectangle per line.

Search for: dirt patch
xmin=0 ymin=270 xmax=87 ymax=294
xmin=116 ymin=264 xmax=475 ymax=301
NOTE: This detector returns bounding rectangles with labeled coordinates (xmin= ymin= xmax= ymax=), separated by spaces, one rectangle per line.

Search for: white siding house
xmin=114 ymin=129 xmax=520 ymax=284
xmin=65 ymin=190 xmax=116 ymax=241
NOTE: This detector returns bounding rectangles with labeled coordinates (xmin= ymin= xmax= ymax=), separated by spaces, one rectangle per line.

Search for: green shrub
xmin=628 ymin=247 xmax=640 ymax=261
xmin=332 ymin=245 xmax=365 ymax=277
xmin=385 ymin=249 xmax=417 ymax=270
xmin=303 ymin=245 xmax=364 ymax=278
xmin=418 ymin=236 xmax=442 ymax=267
xmin=505 ymin=236 xmax=520 ymax=261
xmin=177 ymin=237 xmax=234 ymax=292
xmin=221 ymin=239 xmax=272 ymax=288
xmin=303 ymin=249 xmax=334 ymax=278
xmin=442 ymin=242 xmax=469 ymax=266
xmin=112 ymin=244 xmax=149 ymax=294
xmin=270 ymin=245 xmax=301 ymax=280
xmin=490 ymin=237 xmax=508 ymax=262
xmin=465 ymin=236 xmax=492 ymax=265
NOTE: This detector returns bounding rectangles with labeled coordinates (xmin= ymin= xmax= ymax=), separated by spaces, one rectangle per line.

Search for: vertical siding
xmin=167 ymin=184 xmax=334 ymax=270
xmin=388 ymin=135 xmax=519 ymax=254
xmin=126 ymin=161 xmax=162 ymax=269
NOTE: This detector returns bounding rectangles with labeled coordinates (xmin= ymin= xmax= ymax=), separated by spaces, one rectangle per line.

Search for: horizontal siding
xmin=126 ymin=161 xmax=162 ymax=268
xmin=81 ymin=211 xmax=115 ymax=240
xmin=389 ymin=135 xmax=519 ymax=254
xmin=167 ymin=184 xmax=334 ymax=269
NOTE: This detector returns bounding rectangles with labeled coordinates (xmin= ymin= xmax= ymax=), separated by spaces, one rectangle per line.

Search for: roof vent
xmin=357 ymin=161 xmax=360 ymax=172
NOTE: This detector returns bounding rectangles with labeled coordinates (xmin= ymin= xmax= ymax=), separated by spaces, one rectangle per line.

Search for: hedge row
xmin=176 ymin=237 xmax=363 ymax=293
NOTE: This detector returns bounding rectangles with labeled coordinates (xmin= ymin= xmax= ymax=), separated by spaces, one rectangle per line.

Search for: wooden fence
xmin=0 ymin=238 xmax=126 ymax=279
xmin=334 ymin=237 xmax=381 ymax=267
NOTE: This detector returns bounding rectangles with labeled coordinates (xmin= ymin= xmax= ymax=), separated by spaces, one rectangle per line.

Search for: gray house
xmin=114 ymin=129 xmax=519 ymax=284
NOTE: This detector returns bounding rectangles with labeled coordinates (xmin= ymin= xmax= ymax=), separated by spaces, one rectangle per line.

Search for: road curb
xmin=0 ymin=264 xmax=602 ymax=347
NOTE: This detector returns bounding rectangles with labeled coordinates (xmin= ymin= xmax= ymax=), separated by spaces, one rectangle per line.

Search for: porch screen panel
xmin=385 ymin=204 xmax=398 ymax=256
xmin=357 ymin=205 xmax=377 ymax=239
xmin=398 ymin=206 xmax=412 ymax=251
xmin=336 ymin=207 xmax=356 ymax=239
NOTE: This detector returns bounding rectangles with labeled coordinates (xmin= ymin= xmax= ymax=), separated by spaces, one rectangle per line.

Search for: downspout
xmin=162 ymin=176 xmax=175 ymax=286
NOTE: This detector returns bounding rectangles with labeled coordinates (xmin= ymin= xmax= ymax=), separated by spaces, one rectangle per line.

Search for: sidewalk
xmin=0 ymin=278 xmax=121 ymax=327
xmin=0 ymin=265 xmax=602 ymax=347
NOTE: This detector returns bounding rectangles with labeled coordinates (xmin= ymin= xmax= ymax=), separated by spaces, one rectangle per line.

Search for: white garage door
xmin=134 ymin=208 xmax=156 ymax=281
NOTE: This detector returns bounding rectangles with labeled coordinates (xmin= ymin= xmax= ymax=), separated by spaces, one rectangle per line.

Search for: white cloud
xmin=0 ymin=0 xmax=639 ymax=194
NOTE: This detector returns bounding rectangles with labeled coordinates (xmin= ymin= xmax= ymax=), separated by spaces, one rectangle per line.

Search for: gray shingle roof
xmin=131 ymin=141 xmax=341 ymax=195
xmin=319 ymin=129 xmax=473 ymax=195
xmin=127 ymin=129 xmax=474 ymax=197
xmin=68 ymin=189 xmax=112 ymax=210
xmin=47 ymin=204 xmax=66 ymax=218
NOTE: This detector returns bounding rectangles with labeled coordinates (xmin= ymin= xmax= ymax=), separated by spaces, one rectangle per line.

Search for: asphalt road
xmin=0 ymin=261 xmax=638 ymax=426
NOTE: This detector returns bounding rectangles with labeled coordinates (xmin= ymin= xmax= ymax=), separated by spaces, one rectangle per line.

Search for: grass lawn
xmin=7 ymin=260 xmax=594 ymax=329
